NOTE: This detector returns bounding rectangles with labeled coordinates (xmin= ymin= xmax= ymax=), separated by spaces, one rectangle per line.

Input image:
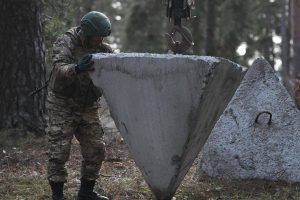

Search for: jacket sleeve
xmin=51 ymin=35 xmax=77 ymax=85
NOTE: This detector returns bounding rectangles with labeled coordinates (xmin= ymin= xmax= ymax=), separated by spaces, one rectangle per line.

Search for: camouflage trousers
xmin=45 ymin=91 xmax=105 ymax=182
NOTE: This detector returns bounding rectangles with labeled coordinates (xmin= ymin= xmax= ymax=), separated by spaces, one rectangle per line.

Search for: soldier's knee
xmin=82 ymin=143 xmax=105 ymax=163
xmin=48 ymin=139 xmax=71 ymax=161
xmin=91 ymin=144 xmax=105 ymax=160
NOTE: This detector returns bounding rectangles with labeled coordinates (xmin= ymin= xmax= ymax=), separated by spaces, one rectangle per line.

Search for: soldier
xmin=46 ymin=11 xmax=112 ymax=200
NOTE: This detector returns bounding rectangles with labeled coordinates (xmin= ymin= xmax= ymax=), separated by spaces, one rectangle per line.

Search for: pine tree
xmin=0 ymin=0 xmax=46 ymax=134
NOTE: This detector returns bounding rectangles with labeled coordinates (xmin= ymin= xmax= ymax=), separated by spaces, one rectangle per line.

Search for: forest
xmin=0 ymin=0 xmax=299 ymax=134
xmin=1 ymin=0 xmax=300 ymax=199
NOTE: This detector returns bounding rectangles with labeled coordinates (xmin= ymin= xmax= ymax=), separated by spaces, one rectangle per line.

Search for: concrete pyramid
xmin=199 ymin=58 xmax=300 ymax=182
xmin=90 ymin=53 xmax=244 ymax=199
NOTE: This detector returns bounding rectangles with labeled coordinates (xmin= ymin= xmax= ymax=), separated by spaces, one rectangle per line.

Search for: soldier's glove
xmin=75 ymin=54 xmax=95 ymax=74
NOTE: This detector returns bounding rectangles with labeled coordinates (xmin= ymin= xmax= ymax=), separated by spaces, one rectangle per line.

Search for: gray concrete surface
xmin=198 ymin=58 xmax=300 ymax=183
xmin=90 ymin=53 xmax=244 ymax=199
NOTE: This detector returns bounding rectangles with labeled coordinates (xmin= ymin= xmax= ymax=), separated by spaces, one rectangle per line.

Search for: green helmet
xmin=80 ymin=11 xmax=111 ymax=37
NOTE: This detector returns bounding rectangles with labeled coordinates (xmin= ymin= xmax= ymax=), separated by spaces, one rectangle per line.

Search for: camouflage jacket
xmin=49 ymin=27 xmax=113 ymax=107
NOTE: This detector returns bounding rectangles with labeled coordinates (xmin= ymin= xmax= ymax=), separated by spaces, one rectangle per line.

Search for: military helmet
xmin=80 ymin=11 xmax=111 ymax=37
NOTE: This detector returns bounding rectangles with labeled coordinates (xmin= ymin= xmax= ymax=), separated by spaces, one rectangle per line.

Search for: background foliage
xmin=1 ymin=0 xmax=297 ymax=134
xmin=42 ymin=0 xmax=291 ymax=70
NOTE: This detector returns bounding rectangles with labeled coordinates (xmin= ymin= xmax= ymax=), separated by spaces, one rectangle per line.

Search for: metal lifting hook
xmin=164 ymin=0 xmax=195 ymax=54
xmin=165 ymin=25 xmax=194 ymax=54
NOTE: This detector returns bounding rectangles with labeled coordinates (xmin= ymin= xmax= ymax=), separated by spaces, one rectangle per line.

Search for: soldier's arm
xmin=51 ymin=35 xmax=77 ymax=83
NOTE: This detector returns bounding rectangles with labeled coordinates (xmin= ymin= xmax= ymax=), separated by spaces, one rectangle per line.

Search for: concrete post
xmin=89 ymin=53 xmax=244 ymax=199
xmin=199 ymin=58 xmax=300 ymax=182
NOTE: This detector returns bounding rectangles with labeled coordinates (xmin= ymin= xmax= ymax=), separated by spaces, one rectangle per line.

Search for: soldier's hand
xmin=75 ymin=54 xmax=95 ymax=73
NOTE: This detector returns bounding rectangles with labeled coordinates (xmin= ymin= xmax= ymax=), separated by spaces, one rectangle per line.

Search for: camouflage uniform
xmin=46 ymin=27 xmax=113 ymax=182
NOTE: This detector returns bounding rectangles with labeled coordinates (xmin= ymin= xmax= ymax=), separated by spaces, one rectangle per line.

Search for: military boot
xmin=77 ymin=178 xmax=109 ymax=200
xmin=49 ymin=181 xmax=65 ymax=200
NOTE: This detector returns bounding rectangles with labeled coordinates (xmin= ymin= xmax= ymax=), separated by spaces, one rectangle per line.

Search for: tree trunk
xmin=0 ymin=0 xmax=46 ymax=135
xmin=191 ymin=0 xmax=205 ymax=55
xmin=281 ymin=0 xmax=290 ymax=77
xmin=74 ymin=0 xmax=82 ymax=26
xmin=281 ymin=0 xmax=293 ymax=94
xmin=191 ymin=17 xmax=202 ymax=55
xmin=125 ymin=0 xmax=166 ymax=53
xmin=262 ymin=3 xmax=275 ymax=67
xmin=291 ymin=0 xmax=300 ymax=77
xmin=204 ymin=0 xmax=215 ymax=56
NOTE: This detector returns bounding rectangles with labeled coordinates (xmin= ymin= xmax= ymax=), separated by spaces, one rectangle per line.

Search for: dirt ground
xmin=0 ymin=129 xmax=193 ymax=200
xmin=1 ymin=105 xmax=300 ymax=200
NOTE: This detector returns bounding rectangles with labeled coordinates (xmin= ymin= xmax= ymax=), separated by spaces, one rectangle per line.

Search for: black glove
xmin=75 ymin=54 xmax=94 ymax=73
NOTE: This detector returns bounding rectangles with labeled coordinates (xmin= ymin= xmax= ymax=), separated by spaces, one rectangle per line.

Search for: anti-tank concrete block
xmin=89 ymin=53 xmax=244 ymax=199
xmin=198 ymin=58 xmax=300 ymax=182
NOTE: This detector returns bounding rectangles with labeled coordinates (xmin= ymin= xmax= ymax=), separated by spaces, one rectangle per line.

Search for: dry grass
xmin=1 ymin=129 xmax=300 ymax=200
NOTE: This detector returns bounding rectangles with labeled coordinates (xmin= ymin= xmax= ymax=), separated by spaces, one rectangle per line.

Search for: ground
xmin=2 ymin=102 xmax=300 ymax=200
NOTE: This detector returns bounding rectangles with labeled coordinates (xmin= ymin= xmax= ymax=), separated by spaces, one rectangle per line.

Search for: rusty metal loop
xmin=165 ymin=25 xmax=194 ymax=54
xmin=254 ymin=111 xmax=272 ymax=125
